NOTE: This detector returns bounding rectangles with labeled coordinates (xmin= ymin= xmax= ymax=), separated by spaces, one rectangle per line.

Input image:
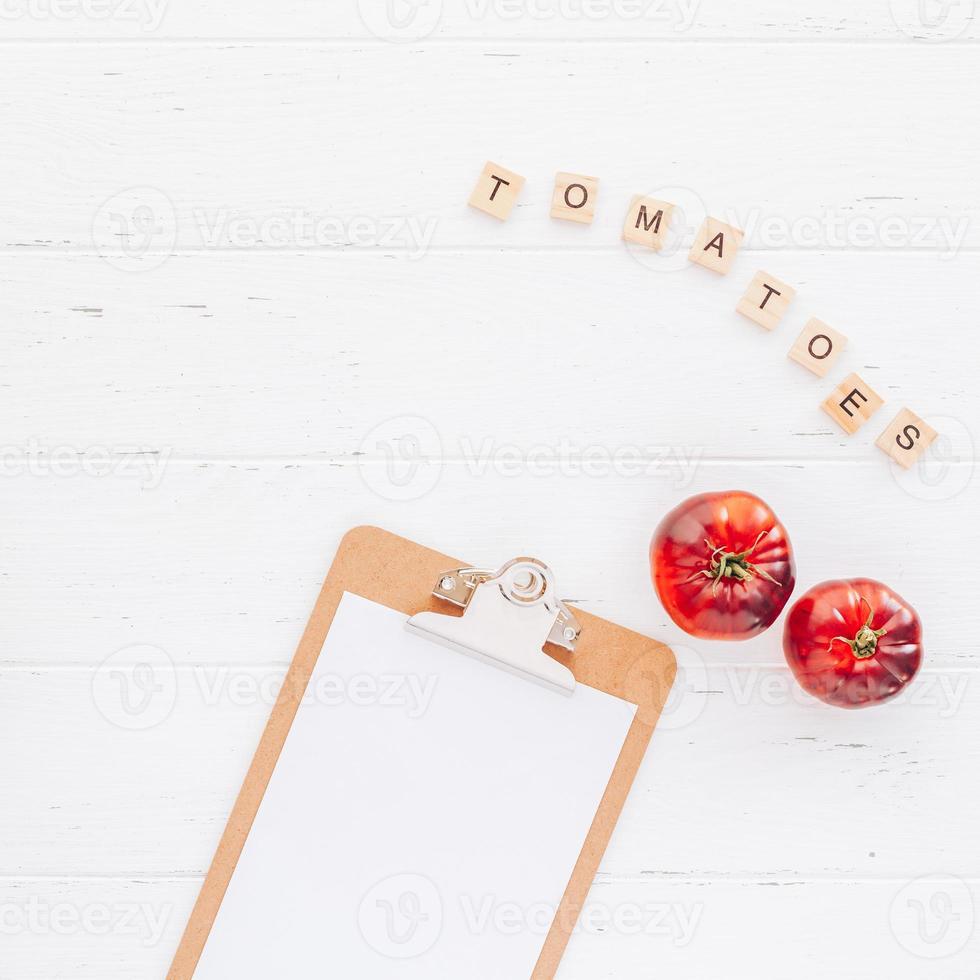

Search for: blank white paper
xmin=194 ymin=591 xmax=637 ymax=979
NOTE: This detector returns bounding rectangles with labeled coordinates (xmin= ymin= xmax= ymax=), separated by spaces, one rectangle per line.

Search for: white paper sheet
xmin=194 ymin=591 xmax=637 ymax=978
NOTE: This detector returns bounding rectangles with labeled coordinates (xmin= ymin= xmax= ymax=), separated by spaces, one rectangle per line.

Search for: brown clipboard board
xmin=168 ymin=525 xmax=676 ymax=980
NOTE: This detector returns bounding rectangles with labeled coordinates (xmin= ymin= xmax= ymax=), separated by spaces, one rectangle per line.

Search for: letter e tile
xmin=821 ymin=372 xmax=884 ymax=435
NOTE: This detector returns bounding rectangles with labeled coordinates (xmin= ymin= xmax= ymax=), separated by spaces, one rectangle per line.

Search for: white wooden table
xmin=2 ymin=3 xmax=978 ymax=977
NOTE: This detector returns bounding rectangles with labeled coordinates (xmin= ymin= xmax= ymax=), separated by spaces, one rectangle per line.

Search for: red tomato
xmin=650 ymin=491 xmax=796 ymax=640
xmin=783 ymin=579 xmax=923 ymax=709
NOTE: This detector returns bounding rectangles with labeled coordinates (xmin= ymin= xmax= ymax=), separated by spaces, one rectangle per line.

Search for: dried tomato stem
xmin=830 ymin=599 xmax=888 ymax=661
xmin=683 ymin=529 xmax=782 ymax=595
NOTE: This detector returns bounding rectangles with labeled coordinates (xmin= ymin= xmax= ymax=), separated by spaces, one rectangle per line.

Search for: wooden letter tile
xmin=688 ymin=217 xmax=744 ymax=274
xmin=788 ymin=318 xmax=847 ymax=377
xmin=623 ymin=195 xmax=674 ymax=250
xmin=551 ymin=172 xmax=599 ymax=224
xmin=875 ymin=408 xmax=938 ymax=469
xmin=821 ymin=373 xmax=884 ymax=435
xmin=467 ymin=161 xmax=525 ymax=221
xmin=736 ymin=271 xmax=796 ymax=330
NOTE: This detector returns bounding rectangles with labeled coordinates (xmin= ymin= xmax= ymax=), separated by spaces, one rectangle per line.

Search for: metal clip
xmin=405 ymin=558 xmax=579 ymax=695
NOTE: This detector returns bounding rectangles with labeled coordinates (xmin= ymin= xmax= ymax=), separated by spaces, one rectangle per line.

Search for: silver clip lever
xmin=405 ymin=558 xmax=579 ymax=695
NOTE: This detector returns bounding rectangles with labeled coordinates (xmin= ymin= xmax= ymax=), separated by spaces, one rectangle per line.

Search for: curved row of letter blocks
xmin=468 ymin=161 xmax=937 ymax=470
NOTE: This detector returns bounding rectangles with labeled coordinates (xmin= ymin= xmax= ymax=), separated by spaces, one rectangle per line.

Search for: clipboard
xmin=168 ymin=525 xmax=676 ymax=979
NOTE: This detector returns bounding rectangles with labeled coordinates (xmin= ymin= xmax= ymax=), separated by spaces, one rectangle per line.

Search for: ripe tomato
xmin=650 ymin=491 xmax=796 ymax=640
xmin=783 ymin=579 xmax=923 ymax=709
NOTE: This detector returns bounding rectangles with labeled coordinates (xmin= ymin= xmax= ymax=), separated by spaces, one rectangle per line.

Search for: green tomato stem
xmin=684 ymin=529 xmax=782 ymax=595
xmin=831 ymin=600 xmax=888 ymax=660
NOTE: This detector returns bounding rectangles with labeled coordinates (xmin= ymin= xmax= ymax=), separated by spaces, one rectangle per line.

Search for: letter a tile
xmin=689 ymin=217 xmax=744 ymax=274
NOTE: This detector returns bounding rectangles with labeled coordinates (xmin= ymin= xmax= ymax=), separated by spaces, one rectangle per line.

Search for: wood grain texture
xmin=0 ymin=1 xmax=977 ymax=41
xmin=0 ymin=462 xmax=975 ymax=670
xmin=4 ymin=876 xmax=977 ymax=979
xmin=0 ymin=46 xmax=978 ymax=249
xmin=0 ymin=252 xmax=976 ymax=458
xmin=3 ymin=654 xmax=976 ymax=878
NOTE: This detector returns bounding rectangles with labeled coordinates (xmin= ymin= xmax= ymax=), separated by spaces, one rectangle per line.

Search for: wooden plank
xmin=0 ymin=45 xmax=978 ymax=248
xmin=2 ymin=874 xmax=976 ymax=978
xmin=561 ymin=876 xmax=980 ymax=977
xmin=0 ymin=1 xmax=976 ymax=41
xmin=0 ymin=461 xmax=974 ymax=669
xmin=0 ymin=251 xmax=976 ymax=460
xmin=3 ymin=874 xmax=975 ymax=979
xmin=0 ymin=877 xmax=197 ymax=979
xmin=2 ymin=656 xmax=976 ymax=878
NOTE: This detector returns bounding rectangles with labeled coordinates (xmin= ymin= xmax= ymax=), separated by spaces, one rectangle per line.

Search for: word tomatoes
xmin=650 ymin=490 xmax=796 ymax=640
xmin=783 ymin=579 xmax=923 ymax=709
